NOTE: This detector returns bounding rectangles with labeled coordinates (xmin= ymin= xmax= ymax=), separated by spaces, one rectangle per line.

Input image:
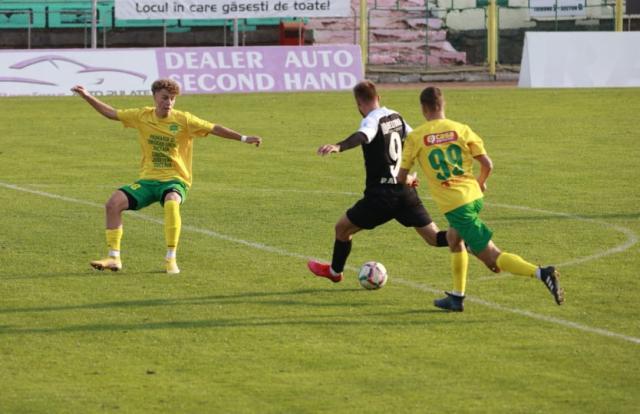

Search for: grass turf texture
xmin=0 ymin=87 xmax=639 ymax=413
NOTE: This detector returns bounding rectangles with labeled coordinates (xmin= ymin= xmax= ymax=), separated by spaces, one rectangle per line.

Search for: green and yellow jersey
xmin=117 ymin=107 xmax=214 ymax=188
xmin=401 ymin=118 xmax=487 ymax=214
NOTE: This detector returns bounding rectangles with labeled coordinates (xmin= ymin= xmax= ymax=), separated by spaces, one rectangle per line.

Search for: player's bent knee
xmin=163 ymin=189 xmax=182 ymax=203
xmin=105 ymin=191 xmax=129 ymax=212
xmin=335 ymin=219 xmax=358 ymax=241
xmin=478 ymin=243 xmax=501 ymax=273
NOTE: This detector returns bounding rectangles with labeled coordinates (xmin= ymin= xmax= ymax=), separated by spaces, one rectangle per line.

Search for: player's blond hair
xmin=353 ymin=80 xmax=378 ymax=103
xmin=151 ymin=79 xmax=181 ymax=95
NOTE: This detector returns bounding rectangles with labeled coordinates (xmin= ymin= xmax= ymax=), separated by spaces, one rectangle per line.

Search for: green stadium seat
xmin=0 ymin=4 xmax=46 ymax=29
xmin=476 ymin=0 xmax=508 ymax=6
xmin=237 ymin=21 xmax=256 ymax=32
xmin=179 ymin=18 xmax=232 ymax=28
xmin=47 ymin=2 xmax=113 ymax=28
xmin=115 ymin=18 xmax=179 ymax=28
xmin=245 ymin=18 xmax=283 ymax=26
xmin=245 ymin=17 xmax=307 ymax=26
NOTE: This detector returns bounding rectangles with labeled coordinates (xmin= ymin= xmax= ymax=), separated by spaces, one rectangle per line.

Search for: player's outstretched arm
xmin=318 ymin=131 xmax=367 ymax=156
xmin=70 ymin=85 xmax=118 ymax=121
xmin=212 ymin=125 xmax=261 ymax=147
xmin=474 ymin=154 xmax=493 ymax=192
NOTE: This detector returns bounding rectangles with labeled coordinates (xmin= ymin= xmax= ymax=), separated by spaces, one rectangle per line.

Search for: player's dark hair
xmin=420 ymin=87 xmax=443 ymax=112
xmin=152 ymin=78 xmax=180 ymax=95
xmin=353 ymin=80 xmax=377 ymax=103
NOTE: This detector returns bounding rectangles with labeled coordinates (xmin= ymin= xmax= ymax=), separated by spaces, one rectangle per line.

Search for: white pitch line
xmin=395 ymin=278 xmax=640 ymax=345
xmin=206 ymin=186 xmax=639 ymax=271
xmin=2 ymin=181 xmax=640 ymax=346
xmin=486 ymin=202 xmax=639 ymax=268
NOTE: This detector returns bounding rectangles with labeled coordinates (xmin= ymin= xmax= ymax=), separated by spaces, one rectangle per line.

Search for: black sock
xmin=331 ymin=239 xmax=352 ymax=274
xmin=436 ymin=231 xmax=449 ymax=247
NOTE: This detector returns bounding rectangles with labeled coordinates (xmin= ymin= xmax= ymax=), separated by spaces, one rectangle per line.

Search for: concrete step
xmin=370 ymin=28 xmax=447 ymax=42
xmin=369 ymin=41 xmax=467 ymax=65
xmin=311 ymin=28 xmax=447 ymax=44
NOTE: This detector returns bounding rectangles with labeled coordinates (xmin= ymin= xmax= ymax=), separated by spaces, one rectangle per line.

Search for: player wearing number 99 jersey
xmin=307 ymin=80 xmax=450 ymax=283
xmin=399 ymin=86 xmax=564 ymax=311
xmin=401 ymin=118 xmax=486 ymax=214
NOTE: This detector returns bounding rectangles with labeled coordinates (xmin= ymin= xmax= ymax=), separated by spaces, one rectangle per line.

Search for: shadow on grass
xmin=0 ymin=288 xmax=371 ymax=315
xmin=0 ymin=271 xmax=107 ymax=281
xmin=0 ymin=309 xmax=468 ymax=336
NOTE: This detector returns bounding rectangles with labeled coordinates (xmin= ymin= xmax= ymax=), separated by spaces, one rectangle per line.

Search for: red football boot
xmin=307 ymin=260 xmax=343 ymax=283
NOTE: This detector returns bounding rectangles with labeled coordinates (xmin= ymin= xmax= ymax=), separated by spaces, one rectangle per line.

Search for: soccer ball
xmin=358 ymin=261 xmax=388 ymax=290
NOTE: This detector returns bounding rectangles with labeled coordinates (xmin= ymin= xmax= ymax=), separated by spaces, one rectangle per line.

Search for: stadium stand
xmin=47 ymin=1 xmax=112 ymax=28
xmin=0 ymin=0 xmax=307 ymax=48
xmin=0 ymin=2 xmax=46 ymax=28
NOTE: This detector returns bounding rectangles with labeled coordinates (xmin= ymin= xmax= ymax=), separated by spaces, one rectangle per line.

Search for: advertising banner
xmin=0 ymin=45 xmax=363 ymax=96
xmin=519 ymin=32 xmax=640 ymax=88
xmin=114 ymin=0 xmax=351 ymax=19
xmin=529 ymin=0 xmax=586 ymax=18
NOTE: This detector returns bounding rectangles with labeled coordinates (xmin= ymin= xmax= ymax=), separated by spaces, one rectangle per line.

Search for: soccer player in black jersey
xmin=307 ymin=80 xmax=448 ymax=282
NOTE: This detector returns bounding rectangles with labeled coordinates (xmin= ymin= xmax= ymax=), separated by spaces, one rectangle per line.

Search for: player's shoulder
xmin=117 ymin=106 xmax=151 ymax=121
xmin=121 ymin=106 xmax=153 ymax=114
xmin=170 ymin=108 xmax=189 ymax=119
xmin=442 ymin=118 xmax=470 ymax=130
xmin=365 ymin=106 xmax=401 ymax=121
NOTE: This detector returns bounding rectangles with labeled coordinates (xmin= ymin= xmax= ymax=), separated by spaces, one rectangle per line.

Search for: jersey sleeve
xmin=187 ymin=113 xmax=215 ymax=138
xmin=357 ymin=115 xmax=379 ymax=143
xmin=465 ymin=126 xmax=487 ymax=157
xmin=403 ymin=120 xmax=413 ymax=137
xmin=401 ymin=132 xmax=419 ymax=170
xmin=117 ymin=108 xmax=142 ymax=128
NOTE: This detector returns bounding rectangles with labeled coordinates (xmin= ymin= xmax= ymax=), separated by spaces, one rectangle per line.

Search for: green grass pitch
xmin=0 ymin=87 xmax=639 ymax=413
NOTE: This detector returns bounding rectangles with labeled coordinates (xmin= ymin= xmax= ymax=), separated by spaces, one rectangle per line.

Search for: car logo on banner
xmin=0 ymin=49 xmax=158 ymax=96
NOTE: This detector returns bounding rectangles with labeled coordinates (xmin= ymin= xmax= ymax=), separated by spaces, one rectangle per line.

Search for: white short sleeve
xmin=357 ymin=115 xmax=379 ymax=143
xmin=404 ymin=121 xmax=413 ymax=136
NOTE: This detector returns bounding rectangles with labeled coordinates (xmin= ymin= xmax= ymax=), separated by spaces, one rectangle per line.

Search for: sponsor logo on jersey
xmin=380 ymin=117 xmax=404 ymax=135
xmin=423 ymin=131 xmax=458 ymax=146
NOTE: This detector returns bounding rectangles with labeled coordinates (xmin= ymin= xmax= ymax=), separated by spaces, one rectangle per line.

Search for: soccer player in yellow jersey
xmin=398 ymin=86 xmax=564 ymax=311
xmin=71 ymin=79 xmax=262 ymax=274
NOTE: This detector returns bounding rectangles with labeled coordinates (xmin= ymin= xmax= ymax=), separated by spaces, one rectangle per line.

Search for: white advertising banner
xmin=0 ymin=45 xmax=363 ymax=96
xmin=0 ymin=49 xmax=158 ymax=96
xmin=529 ymin=0 xmax=586 ymax=18
xmin=518 ymin=32 xmax=640 ymax=88
xmin=114 ymin=0 xmax=351 ymax=19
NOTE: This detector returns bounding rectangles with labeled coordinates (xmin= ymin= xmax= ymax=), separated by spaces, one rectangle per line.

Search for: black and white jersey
xmin=358 ymin=107 xmax=412 ymax=189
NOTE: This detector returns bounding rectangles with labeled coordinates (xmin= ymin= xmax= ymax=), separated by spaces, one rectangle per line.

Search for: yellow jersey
xmin=117 ymin=107 xmax=214 ymax=187
xmin=401 ymin=118 xmax=487 ymax=214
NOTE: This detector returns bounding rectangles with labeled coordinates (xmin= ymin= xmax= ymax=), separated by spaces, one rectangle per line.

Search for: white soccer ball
xmin=358 ymin=261 xmax=388 ymax=290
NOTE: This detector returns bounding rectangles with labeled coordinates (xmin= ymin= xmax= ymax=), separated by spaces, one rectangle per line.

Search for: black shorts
xmin=346 ymin=184 xmax=433 ymax=230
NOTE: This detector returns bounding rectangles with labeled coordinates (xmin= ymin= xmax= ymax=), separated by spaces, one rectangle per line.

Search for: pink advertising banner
xmin=0 ymin=45 xmax=363 ymax=97
xmin=157 ymin=45 xmax=363 ymax=94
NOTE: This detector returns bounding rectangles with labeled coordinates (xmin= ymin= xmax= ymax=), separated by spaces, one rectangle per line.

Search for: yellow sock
xmin=496 ymin=252 xmax=537 ymax=277
xmin=106 ymin=227 xmax=123 ymax=255
xmin=451 ymin=250 xmax=469 ymax=296
xmin=164 ymin=200 xmax=181 ymax=253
